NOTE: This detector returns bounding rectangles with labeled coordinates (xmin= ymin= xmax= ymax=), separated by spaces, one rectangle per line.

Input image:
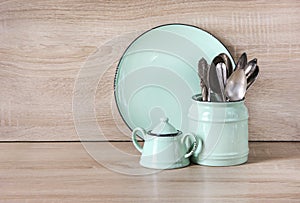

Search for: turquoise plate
xmin=114 ymin=24 xmax=234 ymax=137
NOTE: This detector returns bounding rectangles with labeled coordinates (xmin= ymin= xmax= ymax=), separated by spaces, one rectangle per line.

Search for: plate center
xmin=128 ymin=85 xmax=182 ymax=132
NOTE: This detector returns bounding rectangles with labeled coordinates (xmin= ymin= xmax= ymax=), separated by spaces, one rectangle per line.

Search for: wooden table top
xmin=1 ymin=142 xmax=299 ymax=202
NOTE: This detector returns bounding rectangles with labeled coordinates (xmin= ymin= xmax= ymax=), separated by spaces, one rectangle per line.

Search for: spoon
xmin=236 ymin=52 xmax=247 ymax=70
xmin=216 ymin=63 xmax=227 ymax=101
xmin=245 ymin=58 xmax=257 ymax=78
xmin=225 ymin=68 xmax=247 ymax=101
xmin=198 ymin=58 xmax=209 ymax=101
xmin=247 ymin=65 xmax=259 ymax=90
xmin=219 ymin=53 xmax=233 ymax=79
xmin=209 ymin=55 xmax=225 ymax=101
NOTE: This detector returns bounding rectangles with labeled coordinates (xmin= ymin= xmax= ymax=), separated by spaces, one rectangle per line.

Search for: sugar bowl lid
xmin=150 ymin=117 xmax=180 ymax=136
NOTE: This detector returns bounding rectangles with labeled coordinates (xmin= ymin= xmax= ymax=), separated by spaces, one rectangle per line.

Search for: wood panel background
xmin=0 ymin=0 xmax=299 ymax=141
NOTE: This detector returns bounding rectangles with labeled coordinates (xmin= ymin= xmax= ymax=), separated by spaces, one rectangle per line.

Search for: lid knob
xmin=151 ymin=117 xmax=178 ymax=135
xmin=160 ymin=117 xmax=169 ymax=122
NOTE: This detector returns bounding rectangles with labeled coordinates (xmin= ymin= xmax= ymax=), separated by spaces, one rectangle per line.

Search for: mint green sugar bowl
xmin=188 ymin=94 xmax=249 ymax=166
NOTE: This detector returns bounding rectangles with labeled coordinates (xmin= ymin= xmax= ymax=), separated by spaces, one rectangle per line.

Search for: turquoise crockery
xmin=115 ymin=24 xmax=234 ymax=137
xmin=188 ymin=94 xmax=249 ymax=166
xmin=132 ymin=118 xmax=199 ymax=169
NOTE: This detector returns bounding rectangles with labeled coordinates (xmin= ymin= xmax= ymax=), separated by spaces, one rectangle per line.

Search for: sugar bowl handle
xmin=132 ymin=127 xmax=147 ymax=153
xmin=181 ymin=133 xmax=201 ymax=158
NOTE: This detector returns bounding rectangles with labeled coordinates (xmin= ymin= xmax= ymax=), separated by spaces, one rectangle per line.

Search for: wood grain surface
xmin=0 ymin=0 xmax=299 ymax=141
xmin=0 ymin=142 xmax=299 ymax=202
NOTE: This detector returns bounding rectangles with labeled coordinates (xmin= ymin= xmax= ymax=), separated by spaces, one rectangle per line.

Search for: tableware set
xmin=114 ymin=24 xmax=259 ymax=169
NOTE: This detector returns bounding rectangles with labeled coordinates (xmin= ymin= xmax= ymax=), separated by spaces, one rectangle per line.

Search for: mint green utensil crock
xmin=132 ymin=118 xmax=199 ymax=169
xmin=188 ymin=94 xmax=249 ymax=166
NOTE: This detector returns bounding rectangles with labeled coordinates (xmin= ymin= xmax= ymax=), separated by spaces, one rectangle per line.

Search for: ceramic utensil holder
xmin=188 ymin=94 xmax=249 ymax=166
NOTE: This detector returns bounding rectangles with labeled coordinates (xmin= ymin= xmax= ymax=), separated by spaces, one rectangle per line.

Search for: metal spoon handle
xmin=201 ymin=80 xmax=208 ymax=101
xmin=216 ymin=63 xmax=226 ymax=102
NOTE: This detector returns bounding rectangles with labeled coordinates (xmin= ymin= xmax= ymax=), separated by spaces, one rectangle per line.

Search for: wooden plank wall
xmin=0 ymin=0 xmax=299 ymax=141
